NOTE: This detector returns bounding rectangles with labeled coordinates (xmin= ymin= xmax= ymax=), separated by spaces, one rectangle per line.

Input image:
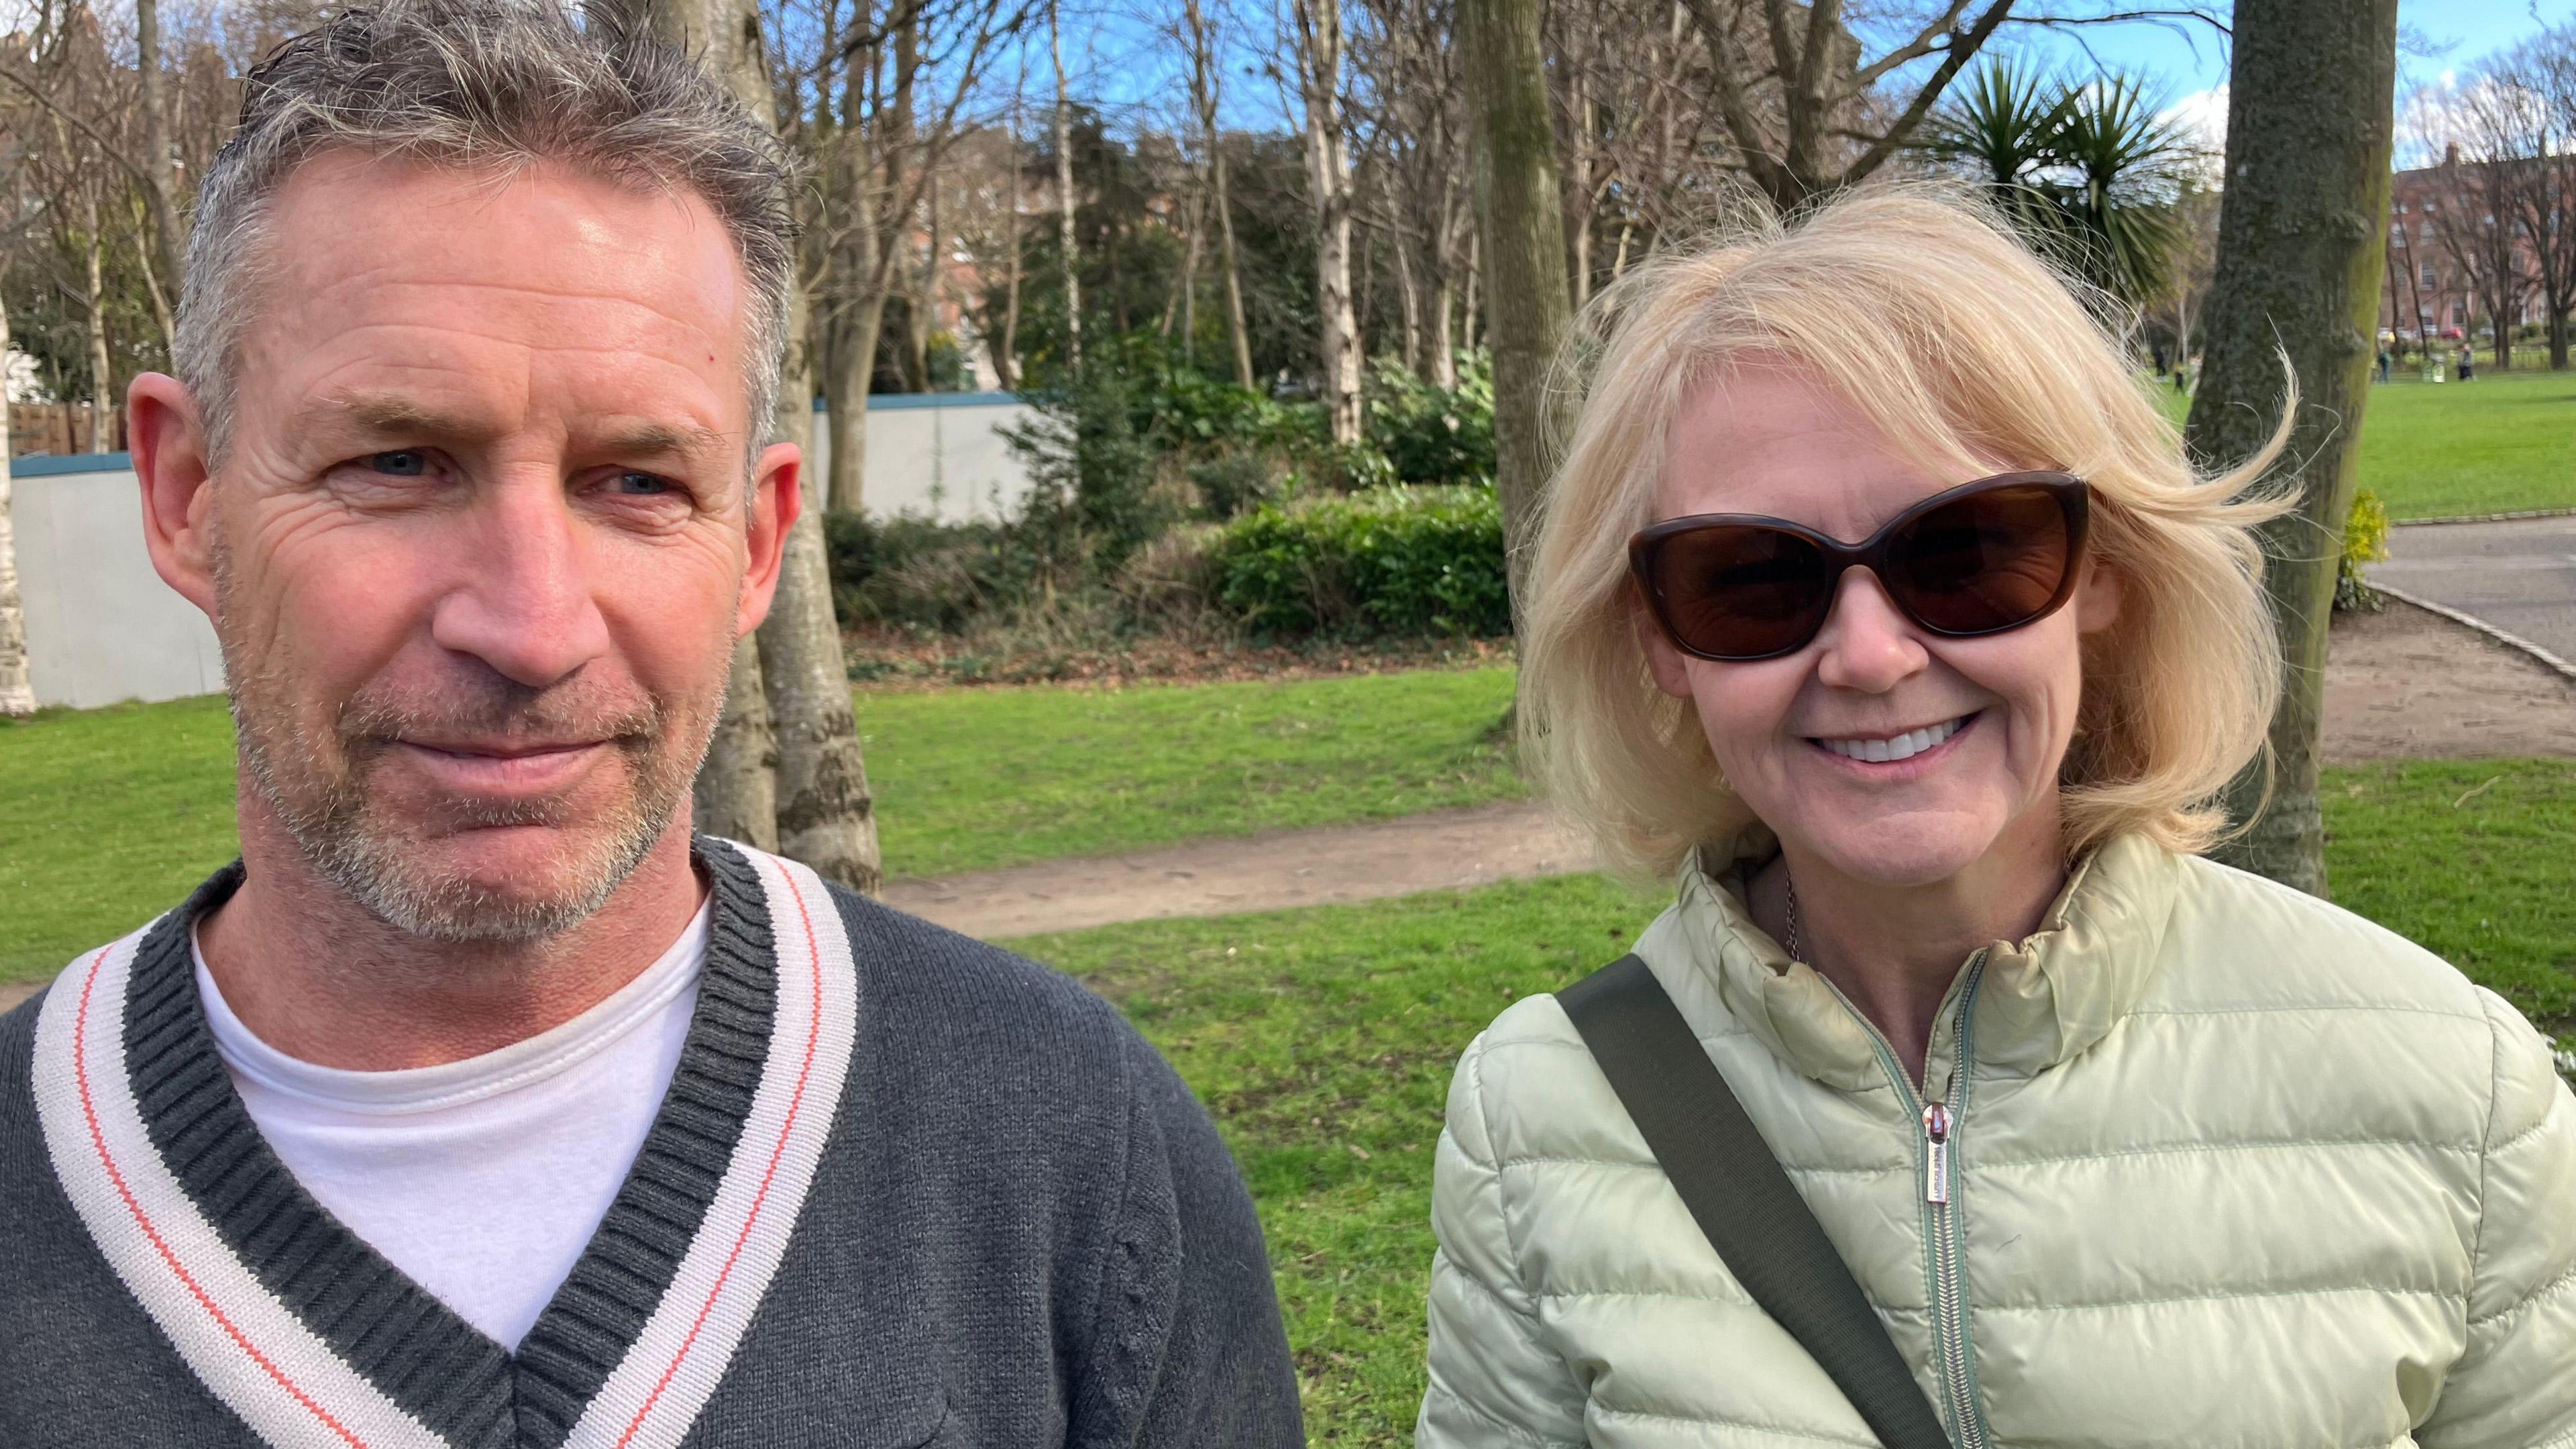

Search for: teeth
xmin=1820 ymin=716 xmax=1966 ymax=763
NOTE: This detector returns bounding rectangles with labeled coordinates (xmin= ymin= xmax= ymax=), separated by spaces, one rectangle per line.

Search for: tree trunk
xmin=1051 ymin=1 xmax=1082 ymax=372
xmin=1462 ymin=0 xmax=1571 ymax=623
xmin=637 ymin=0 xmax=879 ymax=891
xmin=2187 ymin=0 xmax=2398 ymax=896
xmin=0 ymin=292 xmax=34 ymax=717
xmin=693 ymin=636 xmax=779 ymax=849
xmin=758 ymin=289 xmax=882 ymax=892
xmin=85 ymin=205 xmax=113 ymax=453
xmin=826 ymin=291 xmax=889 ymax=514
xmin=1214 ymin=141 xmax=1255 ymax=388
xmin=133 ymin=0 xmax=186 ymax=297
xmin=1295 ymin=0 xmax=1363 ymax=443
xmin=998 ymin=116 xmax=1023 ymax=390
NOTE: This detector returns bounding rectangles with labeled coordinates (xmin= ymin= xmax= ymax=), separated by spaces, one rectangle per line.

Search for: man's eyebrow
xmin=597 ymin=421 xmax=729 ymax=459
xmin=305 ymin=392 xmax=489 ymax=440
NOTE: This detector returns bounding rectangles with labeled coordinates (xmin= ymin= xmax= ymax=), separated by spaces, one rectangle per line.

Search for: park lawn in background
xmin=0 ymin=696 xmax=242 ymax=983
xmin=0 ymin=667 xmax=1528 ymax=980
xmin=1014 ymin=757 xmax=2576 ymax=1446
xmin=859 ymin=665 xmax=1523 ymax=878
xmin=2356 ymin=371 xmax=2576 ymax=519
xmin=2147 ymin=368 xmax=2576 ymax=520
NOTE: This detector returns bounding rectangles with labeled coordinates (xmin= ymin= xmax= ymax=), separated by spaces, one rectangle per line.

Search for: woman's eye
xmin=367 ymin=451 xmax=429 ymax=476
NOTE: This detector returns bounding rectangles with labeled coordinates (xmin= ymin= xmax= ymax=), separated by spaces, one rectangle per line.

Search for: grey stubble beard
xmin=213 ymin=537 xmax=726 ymax=945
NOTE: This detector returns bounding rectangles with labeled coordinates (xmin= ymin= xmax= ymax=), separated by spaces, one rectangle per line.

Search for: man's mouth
xmin=1810 ymin=712 xmax=1976 ymax=764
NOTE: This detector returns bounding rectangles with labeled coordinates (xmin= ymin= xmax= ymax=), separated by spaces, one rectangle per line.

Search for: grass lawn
xmin=1016 ymin=757 xmax=2576 ymax=1445
xmin=2151 ymin=368 xmax=2576 ymax=520
xmin=0 ymin=667 xmax=1524 ymax=981
xmin=858 ymin=666 xmax=1520 ymax=878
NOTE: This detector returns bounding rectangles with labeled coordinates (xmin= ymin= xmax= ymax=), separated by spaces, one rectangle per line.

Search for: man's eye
xmin=610 ymin=472 xmax=674 ymax=496
xmin=368 ymin=451 xmax=429 ymax=476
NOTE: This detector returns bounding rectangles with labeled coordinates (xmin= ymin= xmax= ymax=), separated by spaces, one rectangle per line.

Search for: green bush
xmin=1209 ymin=485 xmax=1510 ymax=638
xmin=2336 ymin=487 xmax=2392 ymax=612
xmin=824 ymin=511 xmax=1034 ymax=632
xmin=1365 ymin=350 xmax=1495 ymax=487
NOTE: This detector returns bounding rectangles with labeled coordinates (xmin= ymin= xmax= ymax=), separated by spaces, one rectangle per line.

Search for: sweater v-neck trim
xmin=30 ymin=837 xmax=861 ymax=1449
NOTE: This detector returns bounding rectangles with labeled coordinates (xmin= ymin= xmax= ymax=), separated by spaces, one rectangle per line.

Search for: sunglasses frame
xmin=1628 ymin=471 xmax=2092 ymax=663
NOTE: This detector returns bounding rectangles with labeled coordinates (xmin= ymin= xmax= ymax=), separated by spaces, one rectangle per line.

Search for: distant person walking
xmin=2459 ymin=343 xmax=2477 ymax=381
xmin=2376 ymin=345 xmax=2392 ymax=383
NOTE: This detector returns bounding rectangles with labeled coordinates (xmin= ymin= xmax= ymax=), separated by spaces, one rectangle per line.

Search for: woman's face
xmin=1642 ymin=365 xmax=2122 ymax=889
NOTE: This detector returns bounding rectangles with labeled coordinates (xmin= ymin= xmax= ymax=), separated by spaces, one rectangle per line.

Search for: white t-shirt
xmin=193 ymin=902 xmax=710 ymax=1350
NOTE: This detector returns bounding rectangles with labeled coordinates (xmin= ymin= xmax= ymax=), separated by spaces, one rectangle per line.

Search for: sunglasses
xmin=1629 ymin=472 xmax=2091 ymax=662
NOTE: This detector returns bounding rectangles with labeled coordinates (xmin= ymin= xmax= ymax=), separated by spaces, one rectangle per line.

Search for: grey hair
xmin=174 ymin=0 xmax=798 ymax=469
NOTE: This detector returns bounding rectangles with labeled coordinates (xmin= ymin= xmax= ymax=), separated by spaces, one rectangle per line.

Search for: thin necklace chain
xmin=1784 ymin=873 xmax=1803 ymax=963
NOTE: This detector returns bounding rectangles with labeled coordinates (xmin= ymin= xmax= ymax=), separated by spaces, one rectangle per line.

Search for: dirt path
xmin=7 ymin=599 xmax=2571 ymax=1020
xmin=885 ymin=599 xmax=2576 ymax=941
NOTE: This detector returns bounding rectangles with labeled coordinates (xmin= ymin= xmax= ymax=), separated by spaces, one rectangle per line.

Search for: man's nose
xmin=426 ymin=476 xmax=613 ymax=689
xmin=1810 ymin=566 xmax=1930 ymax=693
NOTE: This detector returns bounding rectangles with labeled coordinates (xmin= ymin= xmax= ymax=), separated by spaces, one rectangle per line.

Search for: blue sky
xmin=2001 ymin=1 xmax=2576 ymax=149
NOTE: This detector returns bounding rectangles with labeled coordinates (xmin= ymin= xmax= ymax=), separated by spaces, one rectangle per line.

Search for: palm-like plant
xmin=1921 ymin=62 xmax=2197 ymax=312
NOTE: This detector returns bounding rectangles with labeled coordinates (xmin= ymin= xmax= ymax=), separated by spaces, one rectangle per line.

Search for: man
xmin=0 ymin=3 xmax=1303 ymax=1444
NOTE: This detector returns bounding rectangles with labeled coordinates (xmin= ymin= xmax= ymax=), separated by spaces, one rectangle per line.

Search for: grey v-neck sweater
xmin=0 ymin=839 xmax=1303 ymax=1447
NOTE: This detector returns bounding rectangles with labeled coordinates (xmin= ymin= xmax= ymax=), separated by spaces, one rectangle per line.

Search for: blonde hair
xmin=1520 ymin=186 xmax=2293 ymax=881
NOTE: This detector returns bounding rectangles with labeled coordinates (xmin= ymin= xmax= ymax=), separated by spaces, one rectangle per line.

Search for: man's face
xmin=188 ymin=154 xmax=790 ymax=941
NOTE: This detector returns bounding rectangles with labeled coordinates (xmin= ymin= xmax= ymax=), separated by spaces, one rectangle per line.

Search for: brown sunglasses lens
xmin=1884 ymin=484 xmax=2076 ymax=635
xmin=1648 ymin=525 xmax=1835 ymax=659
xmin=1643 ymin=481 xmax=2080 ymax=659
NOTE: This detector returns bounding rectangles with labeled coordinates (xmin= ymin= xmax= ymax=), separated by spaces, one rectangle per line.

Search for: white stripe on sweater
xmin=33 ymin=924 xmax=452 ymax=1449
xmin=563 ymin=844 xmax=859 ymax=1449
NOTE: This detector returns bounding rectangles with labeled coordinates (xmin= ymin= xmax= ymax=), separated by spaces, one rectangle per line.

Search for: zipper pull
xmin=1922 ymin=1102 xmax=1952 ymax=1204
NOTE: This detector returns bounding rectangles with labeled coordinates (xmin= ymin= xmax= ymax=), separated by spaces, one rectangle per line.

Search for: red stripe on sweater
xmin=612 ymin=862 xmax=827 ymax=1447
xmin=72 ymin=947 xmax=373 ymax=1449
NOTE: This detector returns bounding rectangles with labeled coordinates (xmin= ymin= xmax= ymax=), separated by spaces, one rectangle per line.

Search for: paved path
xmin=2375 ymin=515 xmax=2576 ymax=668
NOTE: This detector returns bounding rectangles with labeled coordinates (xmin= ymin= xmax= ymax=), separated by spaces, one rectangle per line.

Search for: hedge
xmin=1209 ymin=485 xmax=1510 ymax=638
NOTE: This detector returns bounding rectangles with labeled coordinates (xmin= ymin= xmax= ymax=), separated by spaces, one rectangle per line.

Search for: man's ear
xmin=127 ymin=373 xmax=219 ymax=619
xmin=735 ymin=441 xmax=802 ymax=639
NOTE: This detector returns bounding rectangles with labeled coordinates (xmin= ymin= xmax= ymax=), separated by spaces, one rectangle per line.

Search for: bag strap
xmin=1556 ymin=954 xmax=1955 ymax=1449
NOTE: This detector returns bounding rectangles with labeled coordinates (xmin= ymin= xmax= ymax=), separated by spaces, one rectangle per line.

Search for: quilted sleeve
xmin=2418 ymin=991 xmax=2576 ymax=1449
xmin=1415 ymin=1031 xmax=1591 ymax=1448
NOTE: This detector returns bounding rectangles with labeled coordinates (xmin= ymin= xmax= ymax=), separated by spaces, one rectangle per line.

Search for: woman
xmin=1417 ymin=192 xmax=2575 ymax=1447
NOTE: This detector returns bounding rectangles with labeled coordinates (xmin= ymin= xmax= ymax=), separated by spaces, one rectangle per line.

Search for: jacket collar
xmin=1646 ymin=824 xmax=2186 ymax=1091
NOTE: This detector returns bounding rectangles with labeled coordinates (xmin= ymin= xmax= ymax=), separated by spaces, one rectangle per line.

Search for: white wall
xmin=10 ymin=455 xmax=225 ymax=709
xmin=5 ymin=392 xmax=1037 ymax=710
xmin=806 ymin=392 xmax=1038 ymax=523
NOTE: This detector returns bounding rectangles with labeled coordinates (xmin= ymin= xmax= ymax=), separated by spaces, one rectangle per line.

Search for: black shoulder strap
xmin=1556 ymin=954 xmax=1955 ymax=1449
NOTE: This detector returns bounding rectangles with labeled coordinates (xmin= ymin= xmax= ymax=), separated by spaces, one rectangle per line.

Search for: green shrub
xmin=1210 ymin=485 xmax=1510 ymax=638
xmin=1365 ymin=350 xmax=1495 ymax=487
xmin=1187 ymin=452 xmax=1285 ymax=519
xmin=2336 ymin=487 xmax=2392 ymax=612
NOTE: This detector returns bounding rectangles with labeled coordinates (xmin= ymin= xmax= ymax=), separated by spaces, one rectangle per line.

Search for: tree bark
xmin=633 ymin=0 xmax=879 ymax=891
xmin=693 ymin=636 xmax=779 ymax=849
xmin=1213 ymin=136 xmax=1255 ymax=388
xmin=1051 ymin=1 xmax=1082 ymax=373
xmin=133 ymin=0 xmax=186 ymax=297
xmin=2187 ymin=0 xmax=2398 ymax=896
xmin=758 ymin=285 xmax=882 ymax=892
xmin=0 ymin=291 xmax=34 ymax=717
xmin=84 ymin=201 xmax=113 ymax=453
xmin=1461 ymin=0 xmax=1571 ymax=623
xmin=1293 ymin=0 xmax=1363 ymax=442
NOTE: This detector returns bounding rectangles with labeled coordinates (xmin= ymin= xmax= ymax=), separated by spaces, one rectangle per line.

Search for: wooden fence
xmin=7 ymin=402 xmax=127 ymax=458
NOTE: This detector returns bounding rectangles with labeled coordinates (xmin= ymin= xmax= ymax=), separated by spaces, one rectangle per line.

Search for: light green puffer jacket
xmin=1417 ymin=831 xmax=2576 ymax=1448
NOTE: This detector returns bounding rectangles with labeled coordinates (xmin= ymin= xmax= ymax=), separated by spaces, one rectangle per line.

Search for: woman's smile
xmin=1807 ymin=710 xmax=1978 ymax=767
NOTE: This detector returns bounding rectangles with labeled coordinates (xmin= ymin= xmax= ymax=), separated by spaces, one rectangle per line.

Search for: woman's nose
xmin=1811 ymin=566 xmax=1931 ymax=692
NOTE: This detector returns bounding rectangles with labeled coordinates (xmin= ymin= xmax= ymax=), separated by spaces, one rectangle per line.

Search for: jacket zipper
xmin=1922 ymin=953 xmax=1988 ymax=1449
xmin=1830 ymin=951 xmax=1992 ymax=1449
